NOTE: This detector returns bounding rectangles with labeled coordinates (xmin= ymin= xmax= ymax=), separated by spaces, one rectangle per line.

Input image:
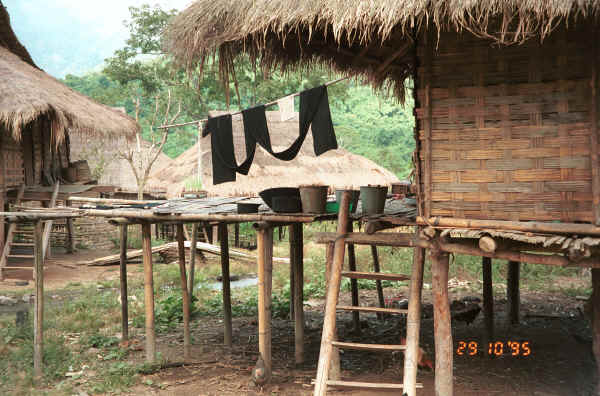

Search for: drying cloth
xmin=206 ymin=114 xmax=256 ymax=185
xmin=300 ymin=85 xmax=338 ymax=156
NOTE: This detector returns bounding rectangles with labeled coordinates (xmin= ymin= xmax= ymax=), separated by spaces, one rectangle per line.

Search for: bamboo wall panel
xmin=416 ymin=25 xmax=596 ymax=222
xmin=2 ymin=133 xmax=24 ymax=188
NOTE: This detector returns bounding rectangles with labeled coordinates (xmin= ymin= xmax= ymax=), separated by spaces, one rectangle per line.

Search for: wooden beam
xmin=403 ymin=243 xmax=425 ymax=396
xmin=176 ymin=224 xmax=191 ymax=358
xmin=33 ymin=220 xmax=43 ymax=383
xmin=219 ymin=223 xmax=233 ymax=347
xmin=507 ymin=261 xmax=520 ymax=325
xmin=290 ymin=223 xmax=304 ymax=364
xmin=142 ymin=223 xmax=156 ymax=362
xmin=257 ymin=225 xmax=273 ymax=383
xmin=347 ymin=221 xmax=360 ymax=332
xmin=314 ymin=191 xmax=351 ymax=396
xmin=119 ymin=225 xmax=129 ymax=342
xmin=188 ymin=223 xmax=198 ymax=297
xmin=482 ymin=257 xmax=494 ymax=341
xmin=314 ymin=232 xmax=419 ymax=247
xmin=431 ymin=244 xmax=453 ymax=396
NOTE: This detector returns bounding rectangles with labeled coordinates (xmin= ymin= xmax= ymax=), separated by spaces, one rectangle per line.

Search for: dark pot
xmin=272 ymin=196 xmax=302 ymax=213
xmin=360 ymin=185 xmax=388 ymax=215
xmin=237 ymin=202 xmax=261 ymax=213
xmin=259 ymin=187 xmax=301 ymax=212
xmin=299 ymin=185 xmax=328 ymax=214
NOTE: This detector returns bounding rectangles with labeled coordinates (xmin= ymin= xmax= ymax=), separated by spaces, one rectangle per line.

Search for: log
xmin=403 ymin=243 xmax=425 ymax=396
xmin=314 ymin=191 xmax=351 ymax=396
xmin=482 ymin=257 xmax=494 ymax=341
xmin=507 ymin=261 xmax=520 ymax=325
xmin=176 ymin=225 xmax=191 ymax=358
xmin=219 ymin=223 xmax=233 ymax=347
xmin=119 ymin=225 xmax=129 ymax=342
xmin=314 ymin=232 xmax=420 ymax=247
xmin=371 ymin=245 xmax=386 ymax=319
xmin=478 ymin=236 xmax=497 ymax=253
xmin=184 ymin=240 xmax=289 ymax=264
xmin=33 ymin=220 xmax=43 ymax=383
xmin=347 ymin=221 xmax=360 ymax=333
xmin=257 ymin=226 xmax=273 ymax=383
xmin=188 ymin=223 xmax=198 ymax=297
xmin=431 ymin=244 xmax=453 ymax=396
xmin=290 ymin=223 xmax=304 ymax=364
xmin=81 ymin=244 xmax=173 ymax=266
xmin=142 ymin=223 xmax=156 ymax=362
xmin=422 ymin=226 xmax=437 ymax=240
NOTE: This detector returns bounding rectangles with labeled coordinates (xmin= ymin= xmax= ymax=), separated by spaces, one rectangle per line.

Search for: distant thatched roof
xmin=0 ymin=2 xmax=138 ymax=143
xmin=165 ymin=0 xmax=599 ymax=100
xmin=147 ymin=111 xmax=399 ymax=198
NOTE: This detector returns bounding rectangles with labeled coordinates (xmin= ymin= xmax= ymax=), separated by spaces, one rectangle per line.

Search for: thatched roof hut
xmin=147 ymin=111 xmax=399 ymax=198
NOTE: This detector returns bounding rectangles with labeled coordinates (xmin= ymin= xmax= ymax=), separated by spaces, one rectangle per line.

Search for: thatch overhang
xmin=0 ymin=2 xmax=138 ymax=144
xmin=165 ymin=0 xmax=599 ymax=100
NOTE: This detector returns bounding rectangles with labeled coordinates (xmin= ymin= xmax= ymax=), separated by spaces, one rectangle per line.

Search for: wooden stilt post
xmin=482 ymin=257 xmax=494 ymax=340
xmin=33 ymin=219 xmax=43 ymax=383
xmin=65 ymin=200 xmax=75 ymax=253
xmin=314 ymin=192 xmax=351 ymax=396
xmin=219 ymin=223 xmax=233 ymax=347
xmin=592 ymin=269 xmax=600 ymax=394
xmin=212 ymin=225 xmax=218 ymax=244
xmin=188 ymin=223 xmax=198 ymax=297
xmin=289 ymin=232 xmax=295 ymax=319
xmin=257 ymin=225 xmax=273 ymax=382
xmin=290 ymin=223 xmax=304 ymax=364
xmin=119 ymin=225 xmax=129 ymax=342
xmin=507 ymin=261 xmax=520 ymax=325
xmin=347 ymin=221 xmax=360 ymax=332
xmin=176 ymin=224 xmax=191 ymax=358
xmin=325 ymin=242 xmax=341 ymax=380
xmin=403 ymin=245 xmax=425 ymax=396
xmin=234 ymin=223 xmax=240 ymax=248
xmin=371 ymin=245 xmax=386 ymax=319
xmin=141 ymin=223 xmax=156 ymax=363
xmin=431 ymin=244 xmax=453 ymax=396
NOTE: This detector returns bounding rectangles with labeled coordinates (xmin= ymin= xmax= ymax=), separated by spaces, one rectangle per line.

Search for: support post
xmin=212 ymin=225 xmax=218 ymax=244
xmin=257 ymin=225 xmax=273 ymax=382
xmin=141 ymin=223 xmax=156 ymax=362
xmin=403 ymin=245 xmax=425 ymax=396
xmin=119 ymin=225 xmax=129 ymax=342
xmin=219 ymin=223 xmax=233 ymax=347
xmin=289 ymin=237 xmax=295 ymax=318
xmin=188 ymin=223 xmax=198 ymax=297
xmin=507 ymin=261 xmax=520 ymax=325
xmin=325 ymin=242 xmax=341 ymax=380
xmin=314 ymin=192 xmax=351 ymax=396
xmin=371 ymin=245 xmax=386 ymax=318
xmin=431 ymin=244 xmax=453 ymax=396
xmin=176 ymin=224 xmax=191 ymax=358
xmin=65 ymin=200 xmax=75 ymax=253
xmin=347 ymin=221 xmax=360 ymax=332
xmin=482 ymin=257 xmax=494 ymax=340
xmin=234 ymin=223 xmax=240 ymax=248
xmin=33 ymin=220 xmax=43 ymax=383
xmin=290 ymin=223 xmax=304 ymax=365
xmin=592 ymin=269 xmax=600 ymax=394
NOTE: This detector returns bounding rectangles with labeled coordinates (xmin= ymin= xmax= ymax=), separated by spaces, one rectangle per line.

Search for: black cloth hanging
xmin=205 ymin=114 xmax=256 ymax=185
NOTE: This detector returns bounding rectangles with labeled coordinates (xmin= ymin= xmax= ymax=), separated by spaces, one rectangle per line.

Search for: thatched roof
xmin=165 ymin=0 xmax=599 ymax=100
xmin=147 ymin=111 xmax=399 ymax=198
xmin=0 ymin=2 xmax=138 ymax=143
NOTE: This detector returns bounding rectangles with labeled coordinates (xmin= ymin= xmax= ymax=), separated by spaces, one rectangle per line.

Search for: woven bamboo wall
xmin=416 ymin=24 xmax=598 ymax=223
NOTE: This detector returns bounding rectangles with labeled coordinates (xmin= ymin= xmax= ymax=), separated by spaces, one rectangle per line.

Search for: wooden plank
xmin=142 ymin=223 xmax=156 ymax=362
xmin=342 ymin=271 xmax=410 ymax=282
xmin=337 ymin=305 xmax=408 ymax=315
xmin=42 ymin=182 xmax=60 ymax=259
xmin=33 ymin=220 xmax=43 ymax=383
xmin=290 ymin=223 xmax=304 ymax=365
xmin=176 ymin=224 xmax=191 ymax=358
xmin=507 ymin=261 xmax=520 ymax=325
xmin=432 ymin=245 xmax=453 ymax=396
xmin=119 ymin=225 xmax=128 ymax=342
xmin=81 ymin=244 xmax=173 ymax=266
xmin=331 ymin=341 xmax=406 ymax=352
xmin=257 ymin=226 xmax=273 ymax=384
xmin=218 ymin=223 xmax=232 ymax=347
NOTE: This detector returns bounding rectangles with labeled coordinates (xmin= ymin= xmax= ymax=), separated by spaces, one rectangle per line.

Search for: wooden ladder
xmin=313 ymin=191 xmax=426 ymax=396
xmin=0 ymin=185 xmax=25 ymax=280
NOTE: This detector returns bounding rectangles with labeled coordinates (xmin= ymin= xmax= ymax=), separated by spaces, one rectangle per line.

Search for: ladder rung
xmin=10 ymin=243 xmax=34 ymax=247
xmin=7 ymin=255 xmax=34 ymax=259
xmin=3 ymin=266 xmax=34 ymax=270
xmin=342 ymin=271 xmax=410 ymax=282
xmin=337 ymin=305 xmax=408 ymax=315
xmin=325 ymin=380 xmax=423 ymax=390
xmin=331 ymin=341 xmax=406 ymax=352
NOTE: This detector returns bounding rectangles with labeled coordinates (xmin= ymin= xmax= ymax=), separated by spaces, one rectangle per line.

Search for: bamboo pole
xmin=119 ymin=225 xmax=129 ymax=342
xmin=347 ymin=221 xmax=360 ymax=332
xmin=234 ymin=223 xmax=240 ymax=248
xmin=141 ymin=223 xmax=156 ymax=362
xmin=33 ymin=220 xmax=43 ymax=383
xmin=482 ymin=257 xmax=494 ymax=341
xmin=507 ymin=261 xmax=520 ymax=325
xmin=289 ymin=230 xmax=295 ymax=319
xmin=176 ymin=224 xmax=191 ymax=358
xmin=370 ymin=245 xmax=386 ymax=319
xmin=314 ymin=191 xmax=351 ymax=396
xmin=431 ymin=244 xmax=453 ymax=396
xmin=290 ymin=223 xmax=304 ymax=364
xmin=257 ymin=226 xmax=273 ymax=383
xmin=325 ymin=242 xmax=341 ymax=381
xmin=42 ymin=182 xmax=60 ymax=259
xmin=219 ymin=223 xmax=233 ymax=347
xmin=592 ymin=269 xmax=600 ymax=394
xmin=188 ymin=223 xmax=198 ymax=297
xmin=403 ymin=243 xmax=425 ymax=396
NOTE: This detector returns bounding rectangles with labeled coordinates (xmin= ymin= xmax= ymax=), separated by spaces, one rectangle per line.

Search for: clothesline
xmin=156 ymin=76 xmax=351 ymax=130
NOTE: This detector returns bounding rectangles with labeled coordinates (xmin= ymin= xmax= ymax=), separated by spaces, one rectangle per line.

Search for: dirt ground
xmin=1 ymin=249 xmax=598 ymax=395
